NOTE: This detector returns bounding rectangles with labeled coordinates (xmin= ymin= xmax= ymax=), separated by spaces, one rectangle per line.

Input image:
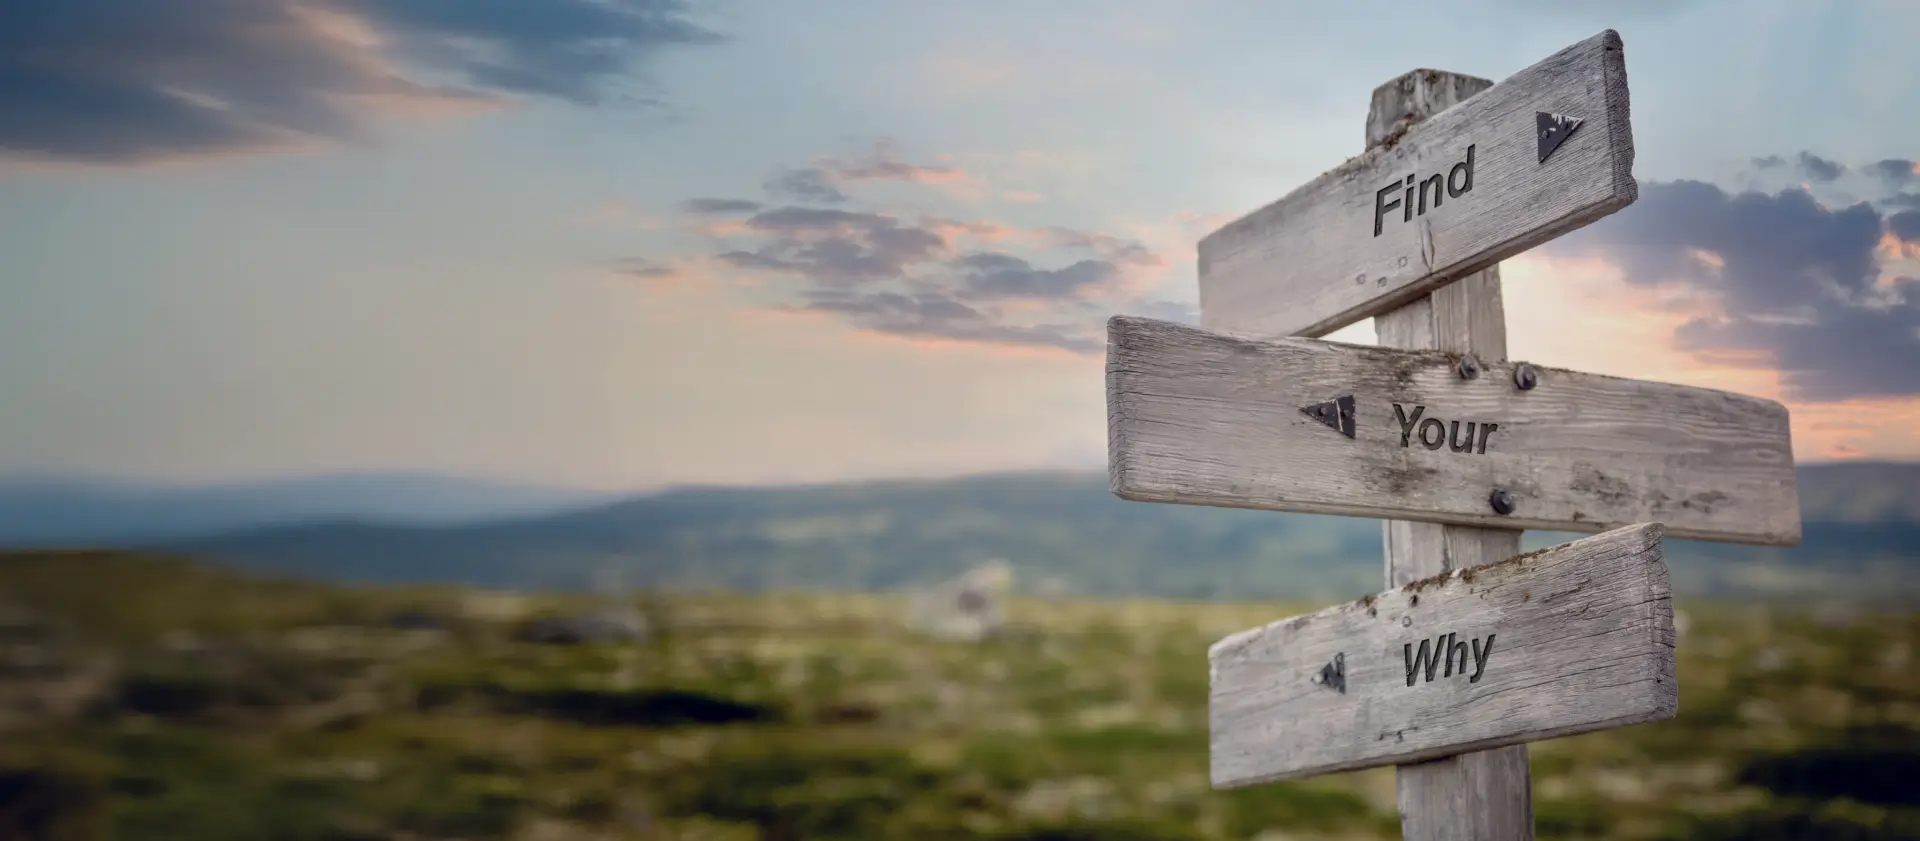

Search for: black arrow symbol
xmin=1311 ymin=652 xmax=1347 ymax=694
xmin=1537 ymin=111 xmax=1584 ymax=164
xmin=1300 ymin=395 xmax=1356 ymax=439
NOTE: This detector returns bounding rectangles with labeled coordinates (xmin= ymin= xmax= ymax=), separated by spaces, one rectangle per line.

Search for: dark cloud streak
xmin=716 ymin=207 xmax=947 ymax=285
xmin=1797 ymin=152 xmax=1845 ymax=183
xmin=679 ymin=198 xmax=762 ymax=214
xmin=0 ymin=0 xmax=722 ymax=164
xmin=336 ymin=0 xmax=718 ymax=106
xmin=1544 ymin=168 xmax=1920 ymax=402
xmin=1750 ymin=151 xmax=1846 ymax=183
xmin=1868 ymin=158 xmax=1918 ymax=189
xmin=1889 ymin=211 xmax=1920 ymax=244
xmin=653 ymin=146 xmax=1175 ymax=355
xmin=784 ymin=289 xmax=1104 ymax=355
xmin=680 ymin=188 xmax=1163 ymax=353
xmin=611 ymin=257 xmax=676 ymax=279
xmin=763 ymin=168 xmax=850 ymax=204
xmin=823 ymin=139 xmax=962 ymax=184
xmin=757 ymin=140 xmax=968 ymax=205
xmin=952 ymin=253 xmax=1118 ymax=301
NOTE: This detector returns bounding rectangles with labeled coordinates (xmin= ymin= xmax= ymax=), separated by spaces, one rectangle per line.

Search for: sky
xmin=2 ymin=0 xmax=1918 ymax=491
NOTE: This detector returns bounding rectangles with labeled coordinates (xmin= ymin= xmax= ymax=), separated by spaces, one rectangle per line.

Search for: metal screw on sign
xmin=1489 ymin=488 xmax=1517 ymax=516
xmin=1514 ymin=363 xmax=1540 ymax=391
xmin=1456 ymin=354 xmax=1482 ymax=380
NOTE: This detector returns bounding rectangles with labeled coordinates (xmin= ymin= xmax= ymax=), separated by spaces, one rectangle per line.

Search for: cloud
xmin=1543 ymin=163 xmax=1920 ymax=402
xmin=1742 ymin=152 xmax=1920 ymax=214
xmin=1866 ymin=158 xmax=1919 ymax=189
xmin=759 ymin=139 xmax=976 ymax=205
xmin=951 ymin=254 xmax=1120 ymax=301
xmin=717 ymin=207 xmax=949 ymax=285
xmin=1796 ymin=152 xmax=1846 ymax=183
xmin=1038 ymin=226 xmax=1167 ymax=269
xmin=610 ymin=257 xmax=677 ymax=279
xmin=638 ymin=139 xmax=1187 ymax=355
xmin=0 ymin=0 xmax=721 ymax=165
xmin=1750 ymin=151 xmax=1845 ymax=183
xmin=1891 ymin=211 xmax=1920 ymax=244
xmin=821 ymin=139 xmax=965 ymax=186
xmin=336 ymin=0 xmax=718 ymax=106
xmin=763 ymin=168 xmax=850 ymax=204
xmin=781 ymin=289 xmax=1104 ymax=355
xmin=725 ymin=214 xmax=1163 ymax=354
xmin=679 ymin=198 xmax=762 ymax=214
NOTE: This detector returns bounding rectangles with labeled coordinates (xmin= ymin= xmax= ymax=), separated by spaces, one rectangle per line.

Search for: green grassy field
xmin=1 ymin=549 xmax=1915 ymax=840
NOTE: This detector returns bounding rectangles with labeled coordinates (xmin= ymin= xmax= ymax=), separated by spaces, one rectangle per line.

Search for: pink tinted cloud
xmin=1881 ymin=231 xmax=1920 ymax=261
xmin=1790 ymin=398 xmax=1920 ymax=461
xmin=682 ymin=217 xmax=756 ymax=238
xmin=4 ymin=0 xmax=715 ymax=169
xmin=791 ymin=139 xmax=979 ymax=202
xmin=749 ymin=305 xmax=1097 ymax=362
xmin=802 ymin=140 xmax=1085 ymax=207
xmin=643 ymin=141 xmax=1202 ymax=357
xmin=294 ymin=3 xmax=510 ymax=121
xmin=332 ymin=88 xmax=506 ymax=120
xmin=0 ymin=131 xmax=335 ymax=176
xmin=1 ymin=2 xmax=498 ymax=170
xmin=1531 ymin=172 xmax=1920 ymax=404
xmin=824 ymin=139 xmax=969 ymax=185
xmin=1505 ymin=250 xmax=1920 ymax=462
xmin=842 ymin=329 xmax=1097 ymax=361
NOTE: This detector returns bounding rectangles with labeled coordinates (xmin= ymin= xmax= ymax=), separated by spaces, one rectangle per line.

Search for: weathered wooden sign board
xmin=1106 ymin=315 xmax=1803 ymax=546
xmin=1198 ymin=30 xmax=1636 ymax=340
xmin=1103 ymin=26 xmax=1804 ymax=841
xmin=1208 ymin=523 xmax=1677 ymax=788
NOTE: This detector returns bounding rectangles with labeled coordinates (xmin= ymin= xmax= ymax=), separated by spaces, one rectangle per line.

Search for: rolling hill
xmin=137 ymin=462 xmax=1920 ymax=605
xmin=0 ymin=473 xmax=619 ymax=546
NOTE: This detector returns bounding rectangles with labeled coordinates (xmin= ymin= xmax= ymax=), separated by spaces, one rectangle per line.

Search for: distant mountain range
xmin=0 ymin=461 xmax=1908 ymax=605
xmin=0 ymin=473 xmax=619 ymax=546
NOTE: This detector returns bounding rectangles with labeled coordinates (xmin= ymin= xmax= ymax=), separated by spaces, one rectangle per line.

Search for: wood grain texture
xmin=1104 ymin=316 xmax=1803 ymax=546
xmin=1371 ymin=67 xmax=1536 ymax=839
xmin=1208 ymin=523 xmax=1678 ymax=788
xmin=1197 ymin=30 xmax=1636 ymax=340
xmin=1398 ymin=743 xmax=1533 ymax=840
xmin=1382 ymin=278 xmax=1535 ymax=839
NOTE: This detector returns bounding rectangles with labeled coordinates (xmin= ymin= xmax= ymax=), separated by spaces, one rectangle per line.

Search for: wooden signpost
xmin=1104 ymin=29 xmax=1803 ymax=841
xmin=1108 ymin=317 xmax=1801 ymax=545
xmin=1197 ymin=31 xmax=1636 ymax=341
xmin=1209 ymin=522 xmax=1677 ymax=787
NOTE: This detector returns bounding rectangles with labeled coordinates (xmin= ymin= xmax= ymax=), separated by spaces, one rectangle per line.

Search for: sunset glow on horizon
xmin=3 ymin=0 xmax=1917 ymax=490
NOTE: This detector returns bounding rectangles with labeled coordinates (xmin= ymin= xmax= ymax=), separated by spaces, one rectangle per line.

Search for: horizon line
xmin=1 ymin=457 xmax=1912 ymax=497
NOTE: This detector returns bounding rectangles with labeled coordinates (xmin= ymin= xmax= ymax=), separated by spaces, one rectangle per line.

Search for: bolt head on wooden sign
xmin=1208 ymin=523 xmax=1677 ymax=789
xmin=1197 ymin=29 xmax=1637 ymax=340
xmin=1106 ymin=316 xmax=1802 ymax=546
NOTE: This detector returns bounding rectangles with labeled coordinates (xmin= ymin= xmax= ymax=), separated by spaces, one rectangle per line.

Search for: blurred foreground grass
xmin=0 ymin=549 xmax=1916 ymax=840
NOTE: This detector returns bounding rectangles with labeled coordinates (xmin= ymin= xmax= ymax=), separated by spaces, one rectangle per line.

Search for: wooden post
xmin=1368 ymin=70 xmax=1533 ymax=841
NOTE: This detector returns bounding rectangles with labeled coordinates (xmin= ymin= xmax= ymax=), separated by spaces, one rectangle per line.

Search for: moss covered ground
xmin=1 ymin=549 xmax=1915 ymax=840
